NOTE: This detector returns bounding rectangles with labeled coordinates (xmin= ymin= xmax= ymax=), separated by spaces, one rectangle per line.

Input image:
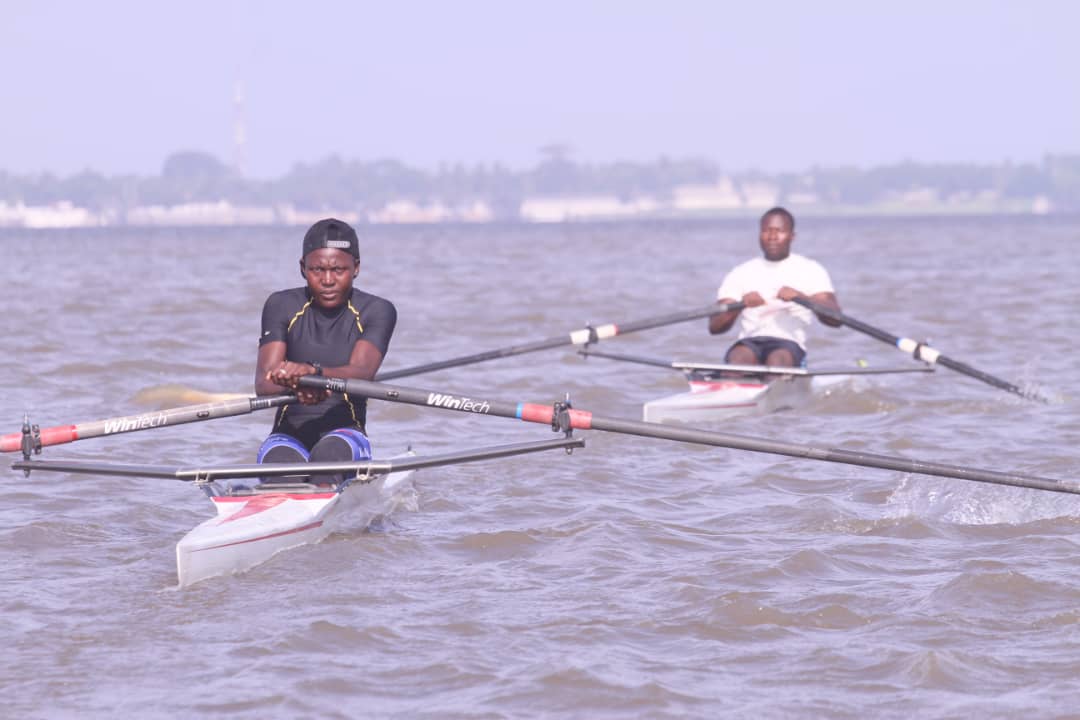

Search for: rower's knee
xmin=258 ymin=433 xmax=308 ymax=463
xmin=726 ymin=344 xmax=758 ymax=365
xmin=311 ymin=429 xmax=372 ymax=462
xmin=309 ymin=429 xmax=373 ymax=486
xmin=764 ymin=348 xmax=796 ymax=367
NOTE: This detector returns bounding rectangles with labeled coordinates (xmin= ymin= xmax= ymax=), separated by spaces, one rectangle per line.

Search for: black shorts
xmin=725 ymin=336 xmax=806 ymax=366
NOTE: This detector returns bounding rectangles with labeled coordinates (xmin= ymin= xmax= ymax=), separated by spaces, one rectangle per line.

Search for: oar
xmin=580 ymin=348 xmax=935 ymax=377
xmin=298 ymin=376 xmax=1078 ymax=496
xmin=790 ymin=296 xmax=1043 ymax=401
xmin=1 ymin=394 xmax=294 ymax=455
xmin=128 ymin=302 xmax=749 ymax=407
xmin=12 ymin=436 xmax=583 ymax=481
xmin=375 ymin=302 xmax=745 ymax=380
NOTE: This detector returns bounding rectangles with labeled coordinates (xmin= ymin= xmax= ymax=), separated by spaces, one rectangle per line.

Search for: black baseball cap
xmin=302 ymin=218 xmax=359 ymax=259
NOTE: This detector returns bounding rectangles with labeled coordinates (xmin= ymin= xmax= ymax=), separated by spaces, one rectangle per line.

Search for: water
xmin=1 ymin=216 xmax=1078 ymax=718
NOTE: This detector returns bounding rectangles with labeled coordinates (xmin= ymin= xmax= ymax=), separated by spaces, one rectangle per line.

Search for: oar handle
xmin=790 ymin=296 xmax=1043 ymax=402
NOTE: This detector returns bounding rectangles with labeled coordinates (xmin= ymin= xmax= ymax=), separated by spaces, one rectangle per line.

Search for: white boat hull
xmin=176 ymin=468 xmax=414 ymax=587
xmin=643 ymin=375 xmax=814 ymax=423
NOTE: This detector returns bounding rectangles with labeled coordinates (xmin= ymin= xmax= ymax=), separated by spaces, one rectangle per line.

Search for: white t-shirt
xmin=716 ymin=253 xmax=834 ymax=349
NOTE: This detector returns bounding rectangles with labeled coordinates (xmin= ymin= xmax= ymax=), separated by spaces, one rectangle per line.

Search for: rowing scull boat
xmin=176 ymin=462 xmax=416 ymax=587
xmin=643 ymin=373 xmax=814 ymax=423
xmin=13 ymin=434 xmax=584 ymax=586
xmin=580 ymin=349 xmax=934 ymax=423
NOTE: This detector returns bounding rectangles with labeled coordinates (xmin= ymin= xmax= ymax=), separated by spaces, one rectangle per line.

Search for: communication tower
xmin=233 ymin=81 xmax=247 ymax=176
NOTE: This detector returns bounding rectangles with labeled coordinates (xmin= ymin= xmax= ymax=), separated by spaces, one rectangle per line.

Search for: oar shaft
xmin=796 ymin=299 xmax=901 ymax=346
xmin=376 ymin=302 xmax=744 ymax=380
xmin=791 ymin=297 xmax=1039 ymax=401
xmin=377 ymin=337 xmax=571 ymax=380
xmin=1 ymin=395 xmax=294 ymax=453
xmin=298 ymin=376 xmax=1078 ymax=496
xmin=933 ymin=355 xmax=1027 ymax=395
xmin=578 ymin=416 xmax=1071 ymax=494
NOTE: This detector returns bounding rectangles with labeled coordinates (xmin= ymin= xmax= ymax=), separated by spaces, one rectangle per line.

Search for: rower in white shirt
xmin=708 ymin=206 xmax=842 ymax=368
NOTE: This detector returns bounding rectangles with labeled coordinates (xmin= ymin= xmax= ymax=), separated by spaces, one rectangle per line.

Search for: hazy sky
xmin=3 ymin=0 xmax=1077 ymax=178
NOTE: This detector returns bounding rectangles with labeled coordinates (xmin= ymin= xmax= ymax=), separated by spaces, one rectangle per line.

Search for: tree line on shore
xmin=2 ymin=149 xmax=1078 ymax=218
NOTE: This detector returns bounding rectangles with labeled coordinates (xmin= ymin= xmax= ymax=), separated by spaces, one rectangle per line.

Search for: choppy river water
xmin=1 ymin=215 xmax=1078 ymax=718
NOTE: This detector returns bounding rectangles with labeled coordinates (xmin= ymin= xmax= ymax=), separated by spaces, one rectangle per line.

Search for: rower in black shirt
xmin=255 ymin=218 xmax=397 ymax=480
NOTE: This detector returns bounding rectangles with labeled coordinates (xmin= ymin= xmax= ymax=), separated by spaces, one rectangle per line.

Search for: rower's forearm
xmin=809 ymin=293 xmax=843 ymax=326
xmin=254 ymin=378 xmax=280 ymax=396
xmin=709 ymin=311 xmax=738 ymax=334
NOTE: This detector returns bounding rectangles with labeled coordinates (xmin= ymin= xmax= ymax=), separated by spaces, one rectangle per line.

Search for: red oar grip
xmin=516 ymin=403 xmax=593 ymax=430
xmin=0 ymin=425 xmax=78 ymax=453
xmin=0 ymin=432 xmax=21 ymax=453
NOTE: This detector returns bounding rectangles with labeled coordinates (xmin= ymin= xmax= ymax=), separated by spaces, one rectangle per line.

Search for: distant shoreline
xmin=1 ymin=207 xmax=1073 ymax=232
xmin=2 ymin=151 xmax=1076 ymax=228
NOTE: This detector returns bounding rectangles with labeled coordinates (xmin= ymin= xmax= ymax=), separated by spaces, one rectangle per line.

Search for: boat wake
xmin=884 ymin=476 xmax=1076 ymax=526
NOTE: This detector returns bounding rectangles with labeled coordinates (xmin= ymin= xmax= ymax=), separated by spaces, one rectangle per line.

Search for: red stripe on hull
xmin=678 ymin=402 xmax=759 ymax=410
xmin=689 ymin=382 xmax=768 ymax=392
xmin=188 ymin=521 xmax=325 ymax=553
xmin=218 ymin=495 xmax=290 ymax=523
xmin=212 ymin=491 xmax=337 ymax=503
